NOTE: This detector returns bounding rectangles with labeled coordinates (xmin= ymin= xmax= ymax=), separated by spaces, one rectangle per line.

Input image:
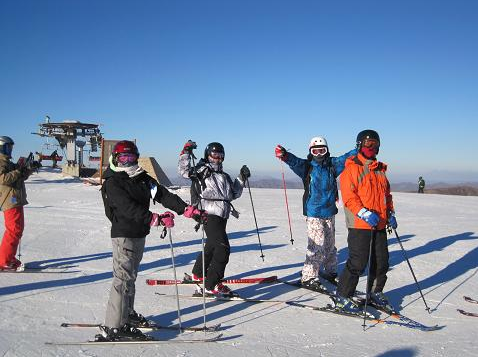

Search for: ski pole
xmin=245 ymin=177 xmax=265 ymax=261
xmin=167 ymin=228 xmax=182 ymax=331
xmin=393 ymin=228 xmax=431 ymax=313
xmin=362 ymin=228 xmax=375 ymax=330
xmin=280 ymin=161 xmax=294 ymax=244
xmin=190 ymin=152 xmax=208 ymax=333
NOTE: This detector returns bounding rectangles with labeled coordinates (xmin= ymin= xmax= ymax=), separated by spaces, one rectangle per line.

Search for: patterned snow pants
xmin=301 ymin=216 xmax=337 ymax=282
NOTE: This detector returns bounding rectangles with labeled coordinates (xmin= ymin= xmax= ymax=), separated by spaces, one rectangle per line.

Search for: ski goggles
xmin=310 ymin=146 xmax=328 ymax=156
xmin=362 ymin=138 xmax=380 ymax=149
xmin=209 ymin=151 xmax=224 ymax=160
xmin=117 ymin=153 xmax=138 ymax=165
xmin=2 ymin=143 xmax=13 ymax=156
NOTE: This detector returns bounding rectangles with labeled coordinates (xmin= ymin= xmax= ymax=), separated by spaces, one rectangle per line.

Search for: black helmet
xmin=204 ymin=142 xmax=225 ymax=160
xmin=0 ymin=136 xmax=14 ymax=157
xmin=356 ymin=129 xmax=380 ymax=149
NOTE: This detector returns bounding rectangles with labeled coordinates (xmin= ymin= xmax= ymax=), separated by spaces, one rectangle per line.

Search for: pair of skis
xmin=152 ymin=274 xmax=441 ymax=331
xmin=49 ymin=274 xmax=277 ymax=345
xmin=53 ymin=322 xmax=223 ymax=345
xmin=457 ymin=296 xmax=478 ymax=317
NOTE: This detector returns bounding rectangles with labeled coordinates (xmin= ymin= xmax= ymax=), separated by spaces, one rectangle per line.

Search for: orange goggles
xmin=362 ymin=139 xmax=379 ymax=148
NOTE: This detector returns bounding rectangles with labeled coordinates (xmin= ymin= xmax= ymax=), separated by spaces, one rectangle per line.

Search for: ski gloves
xmin=275 ymin=145 xmax=287 ymax=161
xmin=184 ymin=205 xmax=208 ymax=224
xmin=388 ymin=212 xmax=398 ymax=229
xmin=180 ymin=140 xmax=197 ymax=155
xmin=357 ymin=208 xmax=380 ymax=227
xmin=240 ymin=165 xmax=251 ymax=182
xmin=150 ymin=212 xmax=175 ymax=228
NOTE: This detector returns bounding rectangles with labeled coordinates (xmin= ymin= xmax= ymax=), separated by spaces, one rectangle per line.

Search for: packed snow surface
xmin=1 ymin=168 xmax=477 ymax=356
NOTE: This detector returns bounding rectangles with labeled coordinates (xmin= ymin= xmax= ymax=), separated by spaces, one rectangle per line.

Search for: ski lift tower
xmin=32 ymin=119 xmax=102 ymax=177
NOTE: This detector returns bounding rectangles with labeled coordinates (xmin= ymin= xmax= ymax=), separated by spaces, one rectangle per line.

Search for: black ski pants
xmin=192 ymin=215 xmax=230 ymax=290
xmin=337 ymin=228 xmax=389 ymax=298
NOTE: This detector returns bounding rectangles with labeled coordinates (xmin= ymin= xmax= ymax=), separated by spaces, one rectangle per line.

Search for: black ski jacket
xmin=102 ymin=167 xmax=187 ymax=238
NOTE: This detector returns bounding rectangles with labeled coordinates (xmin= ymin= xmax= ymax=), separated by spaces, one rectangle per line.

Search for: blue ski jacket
xmin=284 ymin=148 xmax=357 ymax=218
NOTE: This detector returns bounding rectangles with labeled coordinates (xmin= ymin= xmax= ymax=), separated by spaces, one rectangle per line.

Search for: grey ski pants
xmin=105 ymin=237 xmax=145 ymax=328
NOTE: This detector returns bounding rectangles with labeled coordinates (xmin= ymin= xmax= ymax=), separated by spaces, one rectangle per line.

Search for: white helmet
xmin=309 ymin=136 xmax=327 ymax=148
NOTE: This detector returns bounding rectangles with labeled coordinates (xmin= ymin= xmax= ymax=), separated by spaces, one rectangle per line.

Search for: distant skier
xmin=275 ymin=137 xmax=356 ymax=291
xmin=99 ymin=140 xmax=205 ymax=341
xmin=418 ymin=176 xmax=425 ymax=193
xmin=0 ymin=136 xmax=38 ymax=270
xmin=333 ymin=129 xmax=398 ymax=313
xmin=178 ymin=140 xmax=250 ymax=296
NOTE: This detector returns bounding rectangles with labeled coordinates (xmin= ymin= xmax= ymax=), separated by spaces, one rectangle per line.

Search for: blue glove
xmin=357 ymin=208 xmax=380 ymax=227
xmin=388 ymin=212 xmax=398 ymax=229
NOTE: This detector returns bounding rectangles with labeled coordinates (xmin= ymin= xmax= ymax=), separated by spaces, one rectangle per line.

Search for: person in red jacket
xmin=333 ymin=130 xmax=398 ymax=312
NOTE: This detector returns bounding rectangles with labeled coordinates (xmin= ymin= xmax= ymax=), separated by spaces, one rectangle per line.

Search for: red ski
xmin=146 ymin=275 xmax=277 ymax=286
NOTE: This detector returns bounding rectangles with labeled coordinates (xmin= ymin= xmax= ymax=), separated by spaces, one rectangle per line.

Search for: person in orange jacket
xmin=333 ymin=129 xmax=398 ymax=312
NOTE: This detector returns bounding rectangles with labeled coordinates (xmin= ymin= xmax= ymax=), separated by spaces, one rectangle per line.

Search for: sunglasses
xmin=310 ymin=146 xmax=328 ymax=156
xmin=362 ymin=139 xmax=380 ymax=148
xmin=117 ymin=153 xmax=138 ymax=165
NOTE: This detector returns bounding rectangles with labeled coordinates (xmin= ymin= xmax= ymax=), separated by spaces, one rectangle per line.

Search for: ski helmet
xmin=356 ymin=129 xmax=380 ymax=150
xmin=309 ymin=136 xmax=329 ymax=157
xmin=309 ymin=136 xmax=328 ymax=149
xmin=112 ymin=140 xmax=139 ymax=166
xmin=204 ymin=142 xmax=225 ymax=161
xmin=0 ymin=136 xmax=14 ymax=157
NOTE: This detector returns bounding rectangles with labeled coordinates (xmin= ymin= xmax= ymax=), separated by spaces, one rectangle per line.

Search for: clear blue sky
xmin=1 ymin=0 xmax=477 ymax=182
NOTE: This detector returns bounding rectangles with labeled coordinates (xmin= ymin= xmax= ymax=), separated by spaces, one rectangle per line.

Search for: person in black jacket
xmin=98 ymin=140 xmax=205 ymax=342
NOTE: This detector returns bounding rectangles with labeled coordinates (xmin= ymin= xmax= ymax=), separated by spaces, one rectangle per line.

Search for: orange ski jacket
xmin=339 ymin=153 xmax=394 ymax=230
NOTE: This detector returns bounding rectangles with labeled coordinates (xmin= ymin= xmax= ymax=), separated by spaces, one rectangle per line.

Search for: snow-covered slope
xmin=1 ymin=168 xmax=477 ymax=356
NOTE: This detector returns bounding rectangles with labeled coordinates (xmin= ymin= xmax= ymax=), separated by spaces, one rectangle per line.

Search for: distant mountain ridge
xmin=170 ymin=175 xmax=478 ymax=196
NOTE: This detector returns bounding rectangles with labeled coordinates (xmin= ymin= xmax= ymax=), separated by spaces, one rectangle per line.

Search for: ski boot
xmin=0 ymin=258 xmax=24 ymax=271
xmin=199 ymin=283 xmax=235 ymax=297
xmin=301 ymin=278 xmax=329 ymax=294
xmin=332 ymin=294 xmax=362 ymax=313
xmin=95 ymin=324 xmax=153 ymax=342
xmin=369 ymin=292 xmax=396 ymax=314
xmin=320 ymin=271 xmax=338 ymax=285
xmin=128 ymin=310 xmax=151 ymax=328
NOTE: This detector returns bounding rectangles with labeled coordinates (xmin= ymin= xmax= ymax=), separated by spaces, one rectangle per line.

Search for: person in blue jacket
xmin=275 ymin=137 xmax=356 ymax=291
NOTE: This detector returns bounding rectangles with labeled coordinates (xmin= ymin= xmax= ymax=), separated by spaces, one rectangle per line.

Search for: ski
xmin=457 ymin=309 xmax=478 ymax=317
xmin=356 ymin=298 xmax=442 ymax=332
xmin=464 ymin=296 xmax=478 ymax=304
xmin=146 ymin=274 xmax=277 ymax=286
xmin=285 ymin=301 xmax=377 ymax=320
xmin=278 ymin=279 xmax=335 ymax=297
xmin=155 ymin=292 xmax=290 ymax=304
xmin=60 ymin=322 xmax=221 ymax=332
xmin=45 ymin=333 xmax=223 ymax=345
xmin=0 ymin=268 xmax=77 ymax=274
xmin=287 ymin=301 xmax=441 ymax=331
xmin=278 ymin=278 xmax=366 ymax=299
